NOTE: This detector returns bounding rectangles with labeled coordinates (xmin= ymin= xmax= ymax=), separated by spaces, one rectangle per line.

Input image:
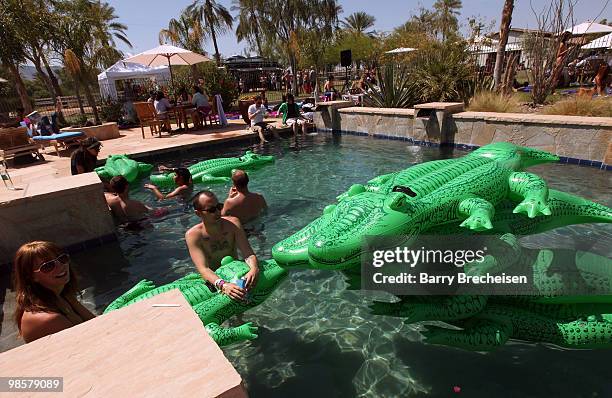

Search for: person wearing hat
xmin=70 ymin=137 xmax=102 ymax=175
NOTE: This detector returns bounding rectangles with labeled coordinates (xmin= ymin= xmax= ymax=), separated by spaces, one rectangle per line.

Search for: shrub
xmin=542 ymin=96 xmax=612 ymax=117
xmin=199 ymin=63 xmax=239 ymax=111
xmin=100 ymin=100 xmax=124 ymax=122
xmin=468 ymin=91 xmax=521 ymax=113
xmin=364 ymin=64 xmax=416 ymax=108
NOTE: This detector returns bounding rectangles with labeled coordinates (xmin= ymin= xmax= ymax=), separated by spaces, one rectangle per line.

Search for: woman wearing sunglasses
xmin=13 ymin=241 xmax=96 ymax=343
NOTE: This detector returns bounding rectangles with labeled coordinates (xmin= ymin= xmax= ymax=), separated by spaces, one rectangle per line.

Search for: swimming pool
xmin=5 ymin=133 xmax=611 ymax=397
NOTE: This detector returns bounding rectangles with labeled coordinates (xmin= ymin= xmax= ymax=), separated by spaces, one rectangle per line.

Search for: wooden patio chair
xmin=134 ymin=102 xmax=163 ymax=138
xmin=203 ymin=96 xmax=220 ymax=127
xmin=0 ymin=127 xmax=44 ymax=164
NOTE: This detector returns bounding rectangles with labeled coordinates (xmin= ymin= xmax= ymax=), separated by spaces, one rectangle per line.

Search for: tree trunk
xmin=207 ymin=13 xmax=221 ymax=66
xmin=74 ymin=80 xmax=86 ymax=117
xmin=290 ymin=55 xmax=298 ymax=96
xmin=493 ymin=0 xmax=514 ymax=89
xmin=191 ymin=64 xmax=200 ymax=81
xmin=41 ymin=51 xmax=63 ymax=97
xmin=31 ymin=55 xmax=55 ymax=98
xmin=82 ymin=82 xmax=100 ymax=125
xmin=7 ymin=63 xmax=33 ymax=113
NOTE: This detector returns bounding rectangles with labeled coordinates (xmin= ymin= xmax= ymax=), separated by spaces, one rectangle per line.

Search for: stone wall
xmin=0 ymin=172 xmax=116 ymax=265
xmin=62 ymin=122 xmax=120 ymax=141
xmin=314 ymin=105 xmax=612 ymax=168
xmin=452 ymin=112 xmax=612 ymax=168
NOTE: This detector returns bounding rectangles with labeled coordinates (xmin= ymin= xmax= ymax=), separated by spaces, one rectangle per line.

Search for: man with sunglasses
xmin=185 ymin=190 xmax=259 ymax=301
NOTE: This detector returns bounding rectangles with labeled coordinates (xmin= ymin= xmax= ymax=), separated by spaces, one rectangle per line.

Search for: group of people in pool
xmin=13 ymin=167 xmax=268 ymax=342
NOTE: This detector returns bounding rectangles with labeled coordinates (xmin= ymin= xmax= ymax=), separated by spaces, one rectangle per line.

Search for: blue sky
xmin=107 ymin=0 xmax=611 ymax=57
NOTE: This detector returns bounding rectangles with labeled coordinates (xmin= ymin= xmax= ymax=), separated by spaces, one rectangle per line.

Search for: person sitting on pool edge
xmin=107 ymin=175 xmax=153 ymax=223
xmin=13 ymin=241 xmax=96 ymax=343
xmin=185 ymin=190 xmax=259 ymax=301
xmin=144 ymin=167 xmax=193 ymax=201
xmin=278 ymin=94 xmax=308 ymax=136
xmin=70 ymin=137 xmax=102 ymax=175
xmin=222 ymin=170 xmax=267 ymax=224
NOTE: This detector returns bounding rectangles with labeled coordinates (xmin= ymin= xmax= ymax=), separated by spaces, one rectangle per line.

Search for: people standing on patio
xmin=13 ymin=241 xmax=96 ymax=343
xmin=222 ymin=170 xmax=267 ymax=224
xmin=186 ymin=190 xmax=260 ymax=300
xmin=309 ymin=67 xmax=317 ymax=93
xmin=70 ymin=137 xmax=101 ymax=175
xmin=594 ymin=61 xmax=610 ymax=96
xmin=279 ymin=93 xmax=307 ymax=136
xmin=153 ymin=91 xmax=174 ymax=132
xmin=191 ymin=86 xmax=211 ymax=128
xmin=144 ymin=167 xmax=193 ymax=201
xmin=324 ymin=75 xmax=338 ymax=100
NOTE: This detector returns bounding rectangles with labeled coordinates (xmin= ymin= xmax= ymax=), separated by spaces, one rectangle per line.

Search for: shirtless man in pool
xmin=185 ymin=190 xmax=259 ymax=301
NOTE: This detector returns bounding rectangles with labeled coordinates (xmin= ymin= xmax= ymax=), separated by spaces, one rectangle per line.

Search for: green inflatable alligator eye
xmin=95 ymin=154 xmax=154 ymax=183
xmin=149 ymin=151 xmax=275 ymax=189
xmin=104 ymin=257 xmax=287 ymax=346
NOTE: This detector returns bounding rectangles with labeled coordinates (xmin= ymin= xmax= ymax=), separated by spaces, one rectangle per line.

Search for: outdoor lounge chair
xmin=0 ymin=126 xmax=44 ymax=164
xmin=134 ymin=102 xmax=163 ymax=138
xmin=31 ymin=131 xmax=85 ymax=156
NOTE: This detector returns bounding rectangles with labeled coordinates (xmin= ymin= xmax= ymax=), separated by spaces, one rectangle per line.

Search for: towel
xmin=215 ymin=94 xmax=228 ymax=126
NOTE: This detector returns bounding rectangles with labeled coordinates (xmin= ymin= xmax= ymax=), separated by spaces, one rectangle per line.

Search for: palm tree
xmin=232 ymin=0 xmax=264 ymax=56
xmin=493 ymin=0 xmax=515 ymax=89
xmin=340 ymin=12 xmax=376 ymax=36
xmin=159 ymin=13 xmax=206 ymax=53
xmin=187 ymin=0 xmax=233 ymax=65
xmin=433 ymin=0 xmax=463 ymax=41
xmin=55 ymin=0 xmax=131 ymax=123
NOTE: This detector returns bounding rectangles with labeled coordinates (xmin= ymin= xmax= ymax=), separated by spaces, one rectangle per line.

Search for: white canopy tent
xmin=582 ymin=32 xmax=612 ymax=49
xmin=567 ymin=21 xmax=612 ymax=36
xmin=97 ymin=60 xmax=171 ymax=100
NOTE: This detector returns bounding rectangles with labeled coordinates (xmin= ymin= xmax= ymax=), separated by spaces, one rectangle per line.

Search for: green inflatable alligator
xmin=369 ymin=234 xmax=612 ymax=350
xmin=104 ymin=257 xmax=287 ymax=346
xmin=95 ymin=154 xmax=154 ymax=182
xmin=149 ymin=151 xmax=275 ymax=189
xmin=272 ymin=143 xmax=612 ymax=270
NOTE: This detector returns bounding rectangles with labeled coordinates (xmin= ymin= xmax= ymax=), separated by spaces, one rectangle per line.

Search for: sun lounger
xmin=0 ymin=126 xmax=44 ymax=164
xmin=31 ymin=131 xmax=85 ymax=156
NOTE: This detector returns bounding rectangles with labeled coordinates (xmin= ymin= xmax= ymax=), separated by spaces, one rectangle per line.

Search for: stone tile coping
xmin=453 ymin=111 xmax=612 ymax=127
xmin=0 ymin=172 xmax=100 ymax=203
xmin=315 ymin=100 xmax=353 ymax=107
xmin=337 ymin=107 xmax=416 ymax=116
xmin=414 ymin=102 xmax=465 ymax=112
xmin=0 ymin=290 xmax=247 ymax=398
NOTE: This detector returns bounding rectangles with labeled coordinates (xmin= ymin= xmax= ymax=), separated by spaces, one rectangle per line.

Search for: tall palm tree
xmin=159 ymin=13 xmax=206 ymax=53
xmin=493 ymin=0 xmax=515 ymax=89
xmin=232 ymin=0 xmax=264 ymax=56
xmin=433 ymin=0 xmax=463 ymax=41
xmin=340 ymin=11 xmax=376 ymax=36
xmin=187 ymin=0 xmax=233 ymax=65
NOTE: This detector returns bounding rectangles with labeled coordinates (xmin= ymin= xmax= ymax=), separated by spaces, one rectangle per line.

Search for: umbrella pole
xmin=167 ymin=56 xmax=174 ymax=87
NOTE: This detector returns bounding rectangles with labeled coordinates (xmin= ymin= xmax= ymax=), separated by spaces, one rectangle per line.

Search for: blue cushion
xmin=32 ymin=131 xmax=84 ymax=141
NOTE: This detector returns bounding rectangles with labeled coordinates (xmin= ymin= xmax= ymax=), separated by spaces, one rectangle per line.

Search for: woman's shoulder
xmin=21 ymin=310 xmax=73 ymax=342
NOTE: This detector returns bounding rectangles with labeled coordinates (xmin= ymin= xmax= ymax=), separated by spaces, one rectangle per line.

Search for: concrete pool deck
xmin=1 ymin=119 xmax=261 ymax=202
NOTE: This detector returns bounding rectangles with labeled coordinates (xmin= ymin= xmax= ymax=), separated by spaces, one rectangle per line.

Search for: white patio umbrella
xmin=385 ymin=47 xmax=417 ymax=54
xmin=125 ymin=44 xmax=211 ymax=84
xmin=567 ymin=21 xmax=612 ymax=35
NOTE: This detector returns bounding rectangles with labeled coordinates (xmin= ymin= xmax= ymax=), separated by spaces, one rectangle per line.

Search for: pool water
xmin=9 ymin=134 xmax=612 ymax=397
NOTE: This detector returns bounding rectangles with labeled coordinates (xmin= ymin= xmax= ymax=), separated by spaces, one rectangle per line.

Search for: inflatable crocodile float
xmin=104 ymin=257 xmax=287 ymax=346
xmin=369 ymin=234 xmax=612 ymax=350
xmin=149 ymin=151 xmax=275 ymax=189
xmin=273 ymin=143 xmax=612 ymax=270
xmin=95 ymin=154 xmax=154 ymax=182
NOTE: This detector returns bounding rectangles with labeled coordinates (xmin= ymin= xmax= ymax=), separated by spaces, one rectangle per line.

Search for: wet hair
xmin=193 ymin=86 xmax=202 ymax=94
xmin=254 ymin=95 xmax=262 ymax=101
xmin=13 ymin=241 xmax=79 ymax=334
xmin=174 ymin=167 xmax=192 ymax=185
xmin=232 ymin=170 xmax=249 ymax=189
xmin=327 ymin=75 xmax=333 ymax=81
xmin=155 ymin=91 xmax=165 ymax=101
xmin=192 ymin=190 xmax=217 ymax=211
xmin=286 ymin=93 xmax=295 ymax=102
xmin=110 ymin=175 xmax=129 ymax=194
